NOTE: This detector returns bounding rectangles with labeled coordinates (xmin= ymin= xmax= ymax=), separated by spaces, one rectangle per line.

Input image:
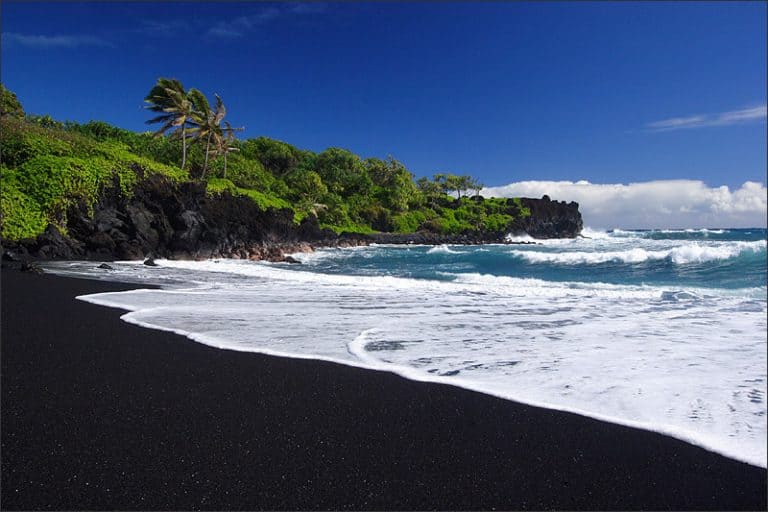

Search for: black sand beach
xmin=1 ymin=268 xmax=766 ymax=510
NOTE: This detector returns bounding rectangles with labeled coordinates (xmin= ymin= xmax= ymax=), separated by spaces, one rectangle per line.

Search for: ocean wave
xmin=509 ymin=240 xmax=766 ymax=265
xmin=426 ymin=244 xmax=460 ymax=254
xmin=505 ymin=233 xmax=537 ymax=243
xmin=660 ymin=228 xmax=728 ymax=234
xmin=579 ymin=227 xmax=613 ymax=239
xmin=606 ymin=228 xmax=643 ymax=237
xmin=286 ymin=245 xmax=375 ymax=264
xmin=126 ymin=258 xmax=748 ymax=302
xmin=63 ymin=257 xmax=762 ymax=302
xmin=580 ymin=227 xmax=648 ymax=242
xmin=505 ymin=234 xmax=580 ymax=246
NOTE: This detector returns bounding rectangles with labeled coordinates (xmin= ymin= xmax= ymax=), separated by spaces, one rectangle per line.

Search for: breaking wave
xmin=510 ymin=240 xmax=765 ymax=265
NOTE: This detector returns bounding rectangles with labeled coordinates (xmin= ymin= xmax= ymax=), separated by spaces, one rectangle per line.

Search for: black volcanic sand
xmin=1 ymin=268 xmax=766 ymax=510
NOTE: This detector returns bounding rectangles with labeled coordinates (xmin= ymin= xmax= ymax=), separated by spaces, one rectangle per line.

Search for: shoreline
xmin=3 ymin=230 xmax=545 ymax=266
xmin=2 ymin=267 xmax=766 ymax=510
xmin=75 ymin=263 xmax=766 ymax=470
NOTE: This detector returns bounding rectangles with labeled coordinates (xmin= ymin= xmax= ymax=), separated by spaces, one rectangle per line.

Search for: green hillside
xmin=0 ymin=82 xmax=529 ymax=242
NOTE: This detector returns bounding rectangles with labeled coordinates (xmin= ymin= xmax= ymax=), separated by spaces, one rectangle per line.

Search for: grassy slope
xmin=1 ymin=118 xmax=188 ymax=240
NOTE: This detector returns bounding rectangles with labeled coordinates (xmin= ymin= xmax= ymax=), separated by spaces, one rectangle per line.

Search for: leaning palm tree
xmin=144 ymin=78 xmax=194 ymax=169
xmin=215 ymin=121 xmax=244 ymax=179
xmin=188 ymin=91 xmax=227 ymax=179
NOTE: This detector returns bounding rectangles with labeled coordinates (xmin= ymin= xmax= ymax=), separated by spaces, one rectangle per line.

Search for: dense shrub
xmin=0 ymin=169 xmax=47 ymax=240
xmin=0 ymin=117 xmax=187 ymax=239
xmin=206 ymin=178 xmax=290 ymax=211
xmin=392 ymin=210 xmax=428 ymax=233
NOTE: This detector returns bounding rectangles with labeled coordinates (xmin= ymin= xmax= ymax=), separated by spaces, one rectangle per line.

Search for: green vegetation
xmin=206 ymin=178 xmax=290 ymax=211
xmin=0 ymin=114 xmax=188 ymax=239
xmin=0 ymin=81 xmax=530 ymax=241
xmin=1 ymin=84 xmax=24 ymax=119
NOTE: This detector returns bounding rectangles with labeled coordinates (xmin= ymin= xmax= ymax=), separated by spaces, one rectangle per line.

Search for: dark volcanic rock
xmin=33 ymin=225 xmax=84 ymax=260
xmin=116 ymin=241 xmax=144 ymax=261
xmin=10 ymin=172 xmax=584 ymax=262
xmin=173 ymin=210 xmax=205 ymax=251
xmin=20 ymin=262 xmax=43 ymax=274
xmin=2 ymin=249 xmax=22 ymax=262
xmin=86 ymin=232 xmax=116 ymax=253
xmin=511 ymin=196 xmax=583 ymax=238
xmin=126 ymin=204 xmax=161 ymax=251
xmin=97 ymin=263 xmax=114 ymax=270
xmin=368 ymin=231 xmax=509 ymax=245
xmin=93 ymin=208 xmax=125 ymax=233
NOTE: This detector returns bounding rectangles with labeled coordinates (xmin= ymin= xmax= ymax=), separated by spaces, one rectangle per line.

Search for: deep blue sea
xmin=46 ymin=227 xmax=767 ymax=467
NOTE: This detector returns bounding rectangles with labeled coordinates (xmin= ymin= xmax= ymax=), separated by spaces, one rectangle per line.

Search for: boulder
xmin=34 ymin=225 xmax=84 ymax=260
xmin=20 ymin=262 xmax=43 ymax=274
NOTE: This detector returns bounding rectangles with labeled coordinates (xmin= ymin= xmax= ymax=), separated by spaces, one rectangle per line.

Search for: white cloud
xmin=481 ymin=180 xmax=767 ymax=229
xmin=136 ymin=19 xmax=190 ymax=37
xmin=2 ymin=32 xmax=113 ymax=48
xmin=647 ymin=105 xmax=767 ymax=131
xmin=206 ymin=4 xmax=323 ymax=39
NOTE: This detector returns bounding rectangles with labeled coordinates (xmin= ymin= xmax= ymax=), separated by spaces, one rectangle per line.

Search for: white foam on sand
xmin=58 ymin=257 xmax=768 ymax=468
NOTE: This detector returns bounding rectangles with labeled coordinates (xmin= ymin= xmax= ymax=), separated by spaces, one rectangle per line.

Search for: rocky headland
xmin=2 ymin=174 xmax=583 ymax=264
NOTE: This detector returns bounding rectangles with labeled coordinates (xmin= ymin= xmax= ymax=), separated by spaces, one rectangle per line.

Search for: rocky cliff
xmin=2 ymin=176 xmax=583 ymax=262
xmin=512 ymin=195 xmax=583 ymax=239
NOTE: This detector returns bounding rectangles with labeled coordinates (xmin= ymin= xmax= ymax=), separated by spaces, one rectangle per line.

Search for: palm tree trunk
xmin=202 ymin=131 xmax=212 ymax=179
xmin=181 ymin=125 xmax=187 ymax=170
xmin=223 ymin=153 xmax=228 ymax=179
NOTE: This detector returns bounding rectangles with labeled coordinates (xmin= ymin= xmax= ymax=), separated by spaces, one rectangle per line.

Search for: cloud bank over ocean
xmin=482 ymin=180 xmax=767 ymax=229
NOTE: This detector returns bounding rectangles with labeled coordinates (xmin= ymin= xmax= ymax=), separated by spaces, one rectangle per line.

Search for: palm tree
xmin=144 ymin=78 xmax=194 ymax=170
xmin=215 ymin=121 xmax=244 ymax=179
xmin=188 ymin=92 xmax=227 ymax=179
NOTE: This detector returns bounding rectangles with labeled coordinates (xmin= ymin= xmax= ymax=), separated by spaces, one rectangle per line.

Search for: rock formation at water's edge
xmin=2 ymin=175 xmax=583 ymax=263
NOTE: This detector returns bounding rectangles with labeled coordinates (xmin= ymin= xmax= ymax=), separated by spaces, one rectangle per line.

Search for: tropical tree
xmin=215 ymin=121 xmax=243 ymax=178
xmin=448 ymin=174 xmax=477 ymax=199
xmin=416 ymin=176 xmax=443 ymax=196
xmin=432 ymin=173 xmax=450 ymax=195
xmin=286 ymin=169 xmax=328 ymax=206
xmin=428 ymin=173 xmax=480 ymax=199
xmin=240 ymin=136 xmax=300 ymax=176
xmin=468 ymin=177 xmax=484 ymax=197
xmin=144 ymin=78 xmax=194 ymax=170
xmin=314 ymin=147 xmax=372 ymax=197
xmin=188 ymin=91 xmax=227 ymax=178
xmin=365 ymin=156 xmax=418 ymax=211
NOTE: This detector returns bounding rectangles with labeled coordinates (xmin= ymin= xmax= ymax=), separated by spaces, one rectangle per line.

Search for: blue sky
xmin=2 ymin=1 xmax=766 ymax=192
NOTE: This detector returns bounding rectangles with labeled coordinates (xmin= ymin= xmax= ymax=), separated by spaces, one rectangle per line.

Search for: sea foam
xmin=509 ymin=240 xmax=765 ymax=265
xmin=45 ymin=229 xmax=767 ymax=468
xmin=426 ymin=244 xmax=460 ymax=254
